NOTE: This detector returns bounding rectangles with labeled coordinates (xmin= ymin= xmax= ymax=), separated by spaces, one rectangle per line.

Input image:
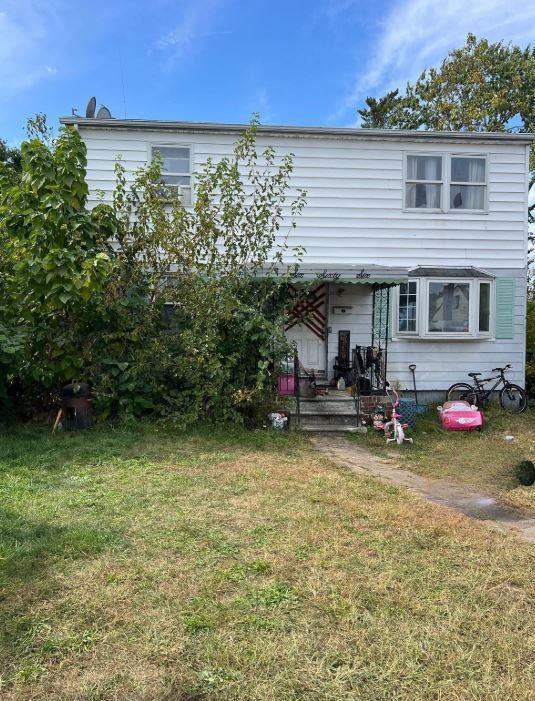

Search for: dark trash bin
xmin=60 ymin=382 xmax=92 ymax=429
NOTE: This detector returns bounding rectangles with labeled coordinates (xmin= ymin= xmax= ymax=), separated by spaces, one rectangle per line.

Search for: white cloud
xmin=0 ymin=2 xmax=62 ymax=101
xmin=155 ymin=0 xmax=229 ymax=60
xmin=250 ymin=88 xmax=277 ymax=124
xmin=335 ymin=0 xmax=535 ymax=122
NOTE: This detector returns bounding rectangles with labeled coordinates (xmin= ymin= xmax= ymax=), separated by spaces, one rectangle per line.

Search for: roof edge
xmin=59 ymin=117 xmax=535 ymax=143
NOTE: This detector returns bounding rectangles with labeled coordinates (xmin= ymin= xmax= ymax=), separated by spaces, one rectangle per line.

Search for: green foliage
xmin=0 ymin=117 xmax=306 ymax=423
xmin=0 ymin=127 xmax=115 ymax=392
xmin=526 ymin=298 xmax=535 ymax=398
xmin=358 ymin=34 xmax=535 ymax=228
xmin=359 ymin=34 xmax=535 ymax=133
xmin=515 ymin=460 xmax=535 ymax=486
xmin=87 ymin=116 xmax=306 ymax=422
xmin=0 ymin=139 xmax=21 ymax=178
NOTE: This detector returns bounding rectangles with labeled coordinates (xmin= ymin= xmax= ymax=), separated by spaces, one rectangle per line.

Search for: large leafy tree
xmin=357 ymin=34 xmax=535 ymax=227
xmin=0 ymin=119 xmax=306 ymax=422
xmin=0 ymin=127 xmax=115 ymax=394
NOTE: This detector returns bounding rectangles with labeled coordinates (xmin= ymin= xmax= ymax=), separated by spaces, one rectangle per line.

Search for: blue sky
xmin=1 ymin=0 xmax=534 ymax=145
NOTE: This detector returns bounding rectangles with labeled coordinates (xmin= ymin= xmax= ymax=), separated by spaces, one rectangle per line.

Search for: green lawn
xmin=1 ymin=423 xmax=534 ymax=700
xmin=350 ymin=404 xmax=535 ymax=511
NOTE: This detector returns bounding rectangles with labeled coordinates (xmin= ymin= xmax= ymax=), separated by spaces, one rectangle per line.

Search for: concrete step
xmin=302 ymin=392 xmax=354 ymax=402
xmin=299 ymin=414 xmax=358 ymax=427
xmin=299 ymin=424 xmax=365 ymax=433
xmin=294 ymin=403 xmax=358 ymax=416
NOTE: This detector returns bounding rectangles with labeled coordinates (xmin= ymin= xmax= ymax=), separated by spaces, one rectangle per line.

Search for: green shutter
xmin=495 ymin=278 xmax=515 ymax=339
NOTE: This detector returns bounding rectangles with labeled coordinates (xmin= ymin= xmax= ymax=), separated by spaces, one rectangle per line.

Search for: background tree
xmin=0 ymin=140 xmax=21 ymax=175
xmin=357 ymin=34 xmax=535 ymax=229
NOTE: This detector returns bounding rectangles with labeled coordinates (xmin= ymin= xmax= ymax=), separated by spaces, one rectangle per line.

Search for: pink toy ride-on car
xmin=437 ymin=400 xmax=483 ymax=431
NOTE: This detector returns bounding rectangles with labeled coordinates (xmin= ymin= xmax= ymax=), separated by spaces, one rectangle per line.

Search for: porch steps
xmin=289 ymin=390 xmax=362 ymax=433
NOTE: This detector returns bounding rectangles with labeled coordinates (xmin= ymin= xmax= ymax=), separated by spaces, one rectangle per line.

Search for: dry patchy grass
xmin=0 ymin=423 xmax=534 ymax=700
xmin=350 ymin=404 xmax=535 ymax=510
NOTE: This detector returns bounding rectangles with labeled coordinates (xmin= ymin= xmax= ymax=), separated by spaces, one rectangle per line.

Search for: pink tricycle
xmin=437 ymin=400 xmax=483 ymax=431
xmin=383 ymin=385 xmax=413 ymax=445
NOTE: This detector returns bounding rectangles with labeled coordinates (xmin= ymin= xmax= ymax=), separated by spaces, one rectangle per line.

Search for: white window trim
xmin=403 ymin=153 xmax=444 ymax=213
xmin=403 ymin=152 xmax=489 ymax=214
xmin=447 ymin=154 xmax=488 ymax=214
xmin=393 ymin=277 xmax=495 ymax=340
xmin=149 ymin=142 xmax=194 ymax=206
xmin=394 ymin=279 xmax=420 ymax=336
xmin=476 ymin=280 xmax=494 ymax=338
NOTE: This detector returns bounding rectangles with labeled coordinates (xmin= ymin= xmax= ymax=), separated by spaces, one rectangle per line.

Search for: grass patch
xmin=349 ymin=404 xmax=535 ymax=509
xmin=0 ymin=422 xmax=534 ymax=700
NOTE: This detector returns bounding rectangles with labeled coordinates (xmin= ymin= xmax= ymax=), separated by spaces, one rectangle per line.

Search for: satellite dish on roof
xmin=85 ymin=96 xmax=96 ymax=118
xmin=96 ymin=105 xmax=112 ymax=119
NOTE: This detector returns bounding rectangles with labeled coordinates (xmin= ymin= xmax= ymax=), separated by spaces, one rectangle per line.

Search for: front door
xmin=284 ymin=283 xmax=326 ymax=376
xmin=285 ymin=325 xmax=325 ymax=374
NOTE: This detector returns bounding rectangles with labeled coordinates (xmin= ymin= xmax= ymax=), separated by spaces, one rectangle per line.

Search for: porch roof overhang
xmin=284 ymin=264 xmax=409 ymax=286
xmin=408 ymin=266 xmax=494 ymax=279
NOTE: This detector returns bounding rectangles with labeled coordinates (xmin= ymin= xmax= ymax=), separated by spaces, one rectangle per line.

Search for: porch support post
xmin=371 ymin=284 xmax=391 ymax=393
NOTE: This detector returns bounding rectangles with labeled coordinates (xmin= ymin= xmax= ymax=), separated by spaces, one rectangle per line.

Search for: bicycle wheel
xmin=499 ymin=384 xmax=527 ymax=413
xmin=446 ymin=383 xmax=477 ymax=405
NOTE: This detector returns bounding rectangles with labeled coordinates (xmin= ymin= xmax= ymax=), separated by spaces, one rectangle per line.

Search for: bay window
xmin=395 ymin=275 xmax=494 ymax=339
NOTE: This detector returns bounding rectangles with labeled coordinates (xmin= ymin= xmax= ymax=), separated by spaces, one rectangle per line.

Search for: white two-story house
xmin=60 ymin=115 xmax=532 ymax=395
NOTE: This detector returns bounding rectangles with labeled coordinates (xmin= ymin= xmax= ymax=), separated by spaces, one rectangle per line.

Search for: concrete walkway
xmin=311 ymin=435 xmax=535 ymax=543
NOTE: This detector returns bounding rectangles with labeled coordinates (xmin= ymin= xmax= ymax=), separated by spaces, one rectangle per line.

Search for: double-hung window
xmin=398 ymin=281 xmax=419 ymax=333
xmin=405 ymin=155 xmax=442 ymax=209
xmin=404 ymin=153 xmax=487 ymax=212
xmin=152 ymin=145 xmax=192 ymax=205
xmin=395 ymin=273 xmax=494 ymax=339
xmin=449 ymin=156 xmax=486 ymax=210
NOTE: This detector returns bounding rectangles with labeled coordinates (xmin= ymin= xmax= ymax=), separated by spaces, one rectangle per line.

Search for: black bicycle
xmin=446 ymin=365 xmax=527 ymax=414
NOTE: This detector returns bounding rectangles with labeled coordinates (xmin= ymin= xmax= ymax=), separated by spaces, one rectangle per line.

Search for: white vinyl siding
xmin=77 ymin=126 xmax=528 ymax=389
xmin=80 ymin=128 xmax=528 ymax=269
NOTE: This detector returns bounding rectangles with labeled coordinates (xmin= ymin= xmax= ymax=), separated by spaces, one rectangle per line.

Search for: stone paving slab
xmin=311 ymin=435 xmax=535 ymax=543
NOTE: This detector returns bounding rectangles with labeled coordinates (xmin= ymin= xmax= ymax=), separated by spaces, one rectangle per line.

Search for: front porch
xmin=279 ymin=265 xmax=409 ymax=432
xmin=283 ymin=264 xmax=407 ymax=390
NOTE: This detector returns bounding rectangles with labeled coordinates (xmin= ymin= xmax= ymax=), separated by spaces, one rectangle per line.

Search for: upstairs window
xmin=405 ymin=155 xmax=442 ymax=209
xmin=404 ymin=152 xmax=488 ymax=213
xmin=450 ymin=156 xmax=486 ymax=210
xmin=152 ymin=145 xmax=191 ymax=205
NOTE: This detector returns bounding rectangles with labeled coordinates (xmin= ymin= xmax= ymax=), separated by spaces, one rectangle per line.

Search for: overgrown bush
xmin=0 ymin=119 xmax=306 ymax=424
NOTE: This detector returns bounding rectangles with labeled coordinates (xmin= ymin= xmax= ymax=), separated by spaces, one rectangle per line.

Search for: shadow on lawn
xmin=0 ymin=506 xmax=122 ymax=586
xmin=0 ymin=506 xmax=124 ymax=685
